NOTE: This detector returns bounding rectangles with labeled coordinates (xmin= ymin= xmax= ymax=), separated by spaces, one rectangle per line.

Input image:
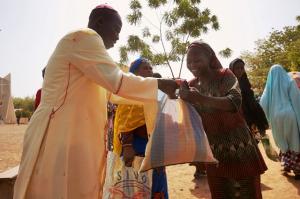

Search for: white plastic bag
xmin=103 ymin=152 xmax=152 ymax=199
xmin=140 ymin=94 xmax=217 ymax=172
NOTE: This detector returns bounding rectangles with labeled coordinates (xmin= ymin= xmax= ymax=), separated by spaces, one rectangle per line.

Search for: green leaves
xmin=241 ymin=17 xmax=300 ymax=94
xmin=119 ymin=46 xmax=129 ymax=63
xmin=129 ymin=0 xmax=142 ymax=9
xmin=13 ymin=97 xmax=35 ymax=118
xmin=127 ymin=35 xmax=147 ymax=51
xmin=171 ymin=38 xmax=189 ymax=55
xmin=120 ymin=0 xmax=220 ymax=77
xmin=168 ymin=4 xmax=218 ymax=37
xmin=191 ymin=0 xmax=201 ymax=4
xmin=127 ymin=12 xmax=142 ymax=25
xmin=165 ymin=30 xmax=174 ymax=41
xmin=142 ymin=27 xmax=151 ymax=38
xmin=219 ymin=48 xmax=232 ymax=58
xmin=152 ymin=35 xmax=160 ymax=43
xmin=211 ymin=15 xmax=219 ymax=30
xmin=127 ymin=0 xmax=142 ymax=25
xmin=152 ymin=53 xmax=168 ymax=65
xmin=119 ymin=35 xmax=154 ymax=64
xmin=148 ymin=0 xmax=167 ymax=8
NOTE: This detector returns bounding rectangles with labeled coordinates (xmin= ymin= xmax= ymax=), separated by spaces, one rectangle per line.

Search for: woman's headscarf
xmin=260 ymin=65 xmax=293 ymax=118
xmin=260 ymin=64 xmax=300 ymax=152
xmin=129 ymin=57 xmax=149 ymax=73
xmin=229 ymin=58 xmax=244 ymax=70
xmin=229 ymin=58 xmax=269 ymax=132
xmin=187 ymin=41 xmax=222 ymax=69
xmin=113 ymin=57 xmax=149 ymax=155
xmin=229 ymin=58 xmax=252 ymax=92
xmin=260 ymin=65 xmax=300 ymax=124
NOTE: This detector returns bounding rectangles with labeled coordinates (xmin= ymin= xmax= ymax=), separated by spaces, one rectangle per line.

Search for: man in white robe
xmin=14 ymin=5 xmax=177 ymax=199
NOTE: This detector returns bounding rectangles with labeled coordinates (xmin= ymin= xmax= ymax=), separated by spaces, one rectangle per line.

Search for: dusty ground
xmin=0 ymin=125 xmax=300 ymax=198
xmin=0 ymin=124 xmax=24 ymax=172
xmin=167 ymin=130 xmax=300 ymax=199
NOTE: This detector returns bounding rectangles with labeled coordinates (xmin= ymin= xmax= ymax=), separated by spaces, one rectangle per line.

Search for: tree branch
xmin=143 ymin=15 xmax=160 ymax=31
xmin=178 ymin=34 xmax=190 ymax=78
xmin=160 ymin=15 xmax=175 ymax=78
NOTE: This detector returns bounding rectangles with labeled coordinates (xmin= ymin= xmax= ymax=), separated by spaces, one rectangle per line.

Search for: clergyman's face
xmin=186 ymin=47 xmax=210 ymax=77
xmin=98 ymin=13 xmax=122 ymax=49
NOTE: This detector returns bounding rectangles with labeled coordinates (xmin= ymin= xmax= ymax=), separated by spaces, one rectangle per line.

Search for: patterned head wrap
xmin=188 ymin=41 xmax=222 ymax=69
xmin=129 ymin=57 xmax=149 ymax=73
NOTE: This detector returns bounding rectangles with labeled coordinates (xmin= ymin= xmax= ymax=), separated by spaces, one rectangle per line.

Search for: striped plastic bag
xmin=139 ymin=93 xmax=217 ymax=172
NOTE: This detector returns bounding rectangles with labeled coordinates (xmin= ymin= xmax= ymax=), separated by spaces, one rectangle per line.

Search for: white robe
xmin=14 ymin=28 xmax=158 ymax=199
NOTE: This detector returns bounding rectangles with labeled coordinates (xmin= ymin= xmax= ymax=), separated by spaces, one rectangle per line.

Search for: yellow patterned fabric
xmin=113 ymin=104 xmax=145 ymax=155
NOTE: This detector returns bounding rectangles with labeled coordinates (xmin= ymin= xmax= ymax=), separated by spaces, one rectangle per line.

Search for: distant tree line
xmin=13 ymin=97 xmax=34 ymax=119
xmin=241 ymin=16 xmax=300 ymax=94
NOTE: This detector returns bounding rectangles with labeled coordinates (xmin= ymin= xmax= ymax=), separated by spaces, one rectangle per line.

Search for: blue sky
xmin=0 ymin=0 xmax=299 ymax=97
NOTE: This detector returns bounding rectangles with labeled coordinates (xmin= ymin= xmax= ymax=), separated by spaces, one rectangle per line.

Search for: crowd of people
xmin=14 ymin=4 xmax=300 ymax=199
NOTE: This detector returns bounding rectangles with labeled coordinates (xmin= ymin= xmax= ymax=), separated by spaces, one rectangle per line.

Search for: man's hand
xmin=157 ymin=79 xmax=179 ymax=99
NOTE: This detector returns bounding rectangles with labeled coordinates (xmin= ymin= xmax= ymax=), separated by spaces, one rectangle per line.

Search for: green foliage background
xmin=13 ymin=97 xmax=34 ymax=118
xmin=241 ymin=16 xmax=300 ymax=94
xmin=120 ymin=0 xmax=231 ymax=77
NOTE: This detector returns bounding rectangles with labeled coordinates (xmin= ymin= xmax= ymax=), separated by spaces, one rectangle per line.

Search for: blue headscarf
xmin=260 ymin=64 xmax=300 ymax=152
xmin=129 ymin=57 xmax=148 ymax=73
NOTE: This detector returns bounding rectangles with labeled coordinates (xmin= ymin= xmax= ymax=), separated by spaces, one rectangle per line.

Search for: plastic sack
xmin=103 ymin=151 xmax=152 ymax=199
xmin=140 ymin=93 xmax=217 ymax=172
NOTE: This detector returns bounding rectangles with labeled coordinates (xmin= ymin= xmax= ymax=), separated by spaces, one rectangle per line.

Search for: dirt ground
xmin=1 ymin=125 xmax=300 ymax=198
xmin=0 ymin=125 xmax=24 ymax=173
